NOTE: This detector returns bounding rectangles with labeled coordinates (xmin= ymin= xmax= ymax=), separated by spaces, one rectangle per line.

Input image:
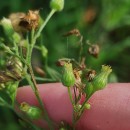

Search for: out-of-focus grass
xmin=1 ymin=0 xmax=130 ymax=82
xmin=0 ymin=107 xmax=23 ymax=130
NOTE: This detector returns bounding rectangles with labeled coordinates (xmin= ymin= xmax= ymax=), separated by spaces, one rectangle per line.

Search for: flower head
xmin=85 ymin=65 xmax=112 ymax=96
xmin=61 ymin=63 xmax=75 ymax=87
xmin=50 ymin=0 xmax=64 ymax=11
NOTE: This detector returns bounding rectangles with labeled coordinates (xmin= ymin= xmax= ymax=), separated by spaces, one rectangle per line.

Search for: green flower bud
xmin=61 ymin=63 xmax=75 ymax=87
xmin=12 ymin=32 xmax=21 ymax=43
xmin=50 ymin=0 xmax=64 ymax=11
xmin=84 ymin=82 xmax=94 ymax=97
xmin=92 ymin=65 xmax=112 ymax=91
xmin=84 ymin=103 xmax=91 ymax=110
xmin=85 ymin=65 xmax=112 ymax=96
xmin=5 ymin=81 xmax=19 ymax=106
xmin=41 ymin=45 xmax=48 ymax=58
xmin=1 ymin=18 xmax=14 ymax=37
xmin=6 ymin=82 xmax=18 ymax=95
xmin=1 ymin=17 xmax=21 ymax=43
xmin=74 ymin=104 xmax=82 ymax=112
xmin=20 ymin=102 xmax=42 ymax=120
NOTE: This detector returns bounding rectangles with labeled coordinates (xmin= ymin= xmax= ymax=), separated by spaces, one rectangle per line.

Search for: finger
xmin=16 ymin=83 xmax=130 ymax=130
xmin=76 ymin=83 xmax=130 ymax=130
xmin=17 ymin=83 xmax=73 ymax=129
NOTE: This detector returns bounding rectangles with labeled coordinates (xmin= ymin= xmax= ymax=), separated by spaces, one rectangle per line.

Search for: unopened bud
xmin=85 ymin=65 xmax=112 ymax=95
xmin=12 ymin=32 xmax=21 ymax=43
xmin=1 ymin=18 xmax=14 ymax=37
xmin=6 ymin=82 xmax=18 ymax=95
xmin=50 ymin=0 xmax=64 ymax=11
xmin=20 ymin=102 xmax=42 ymax=120
xmin=41 ymin=45 xmax=48 ymax=58
xmin=3 ymin=81 xmax=19 ymax=106
xmin=61 ymin=63 xmax=75 ymax=87
xmin=84 ymin=82 xmax=94 ymax=97
xmin=92 ymin=65 xmax=112 ymax=91
xmin=74 ymin=104 xmax=82 ymax=112
xmin=1 ymin=17 xmax=21 ymax=43
xmin=84 ymin=103 xmax=91 ymax=109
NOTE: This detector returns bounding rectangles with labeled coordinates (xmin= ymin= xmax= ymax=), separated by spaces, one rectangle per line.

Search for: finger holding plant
xmin=0 ymin=0 xmax=113 ymax=130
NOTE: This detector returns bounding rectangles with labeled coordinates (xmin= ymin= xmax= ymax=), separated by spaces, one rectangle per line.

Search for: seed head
xmin=88 ymin=44 xmax=100 ymax=58
xmin=9 ymin=10 xmax=39 ymax=32
xmin=19 ymin=10 xmax=39 ymax=30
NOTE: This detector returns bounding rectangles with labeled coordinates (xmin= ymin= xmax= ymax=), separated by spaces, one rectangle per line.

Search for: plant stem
xmin=23 ymin=9 xmax=57 ymax=129
xmin=67 ymin=87 xmax=76 ymax=130
xmin=34 ymin=9 xmax=56 ymax=40
xmin=73 ymin=86 xmax=77 ymax=104
xmin=27 ymin=29 xmax=35 ymax=63
xmin=35 ymin=76 xmax=57 ymax=82
xmin=13 ymin=41 xmax=19 ymax=55
xmin=80 ymin=94 xmax=92 ymax=112
xmin=26 ymin=30 xmax=54 ymax=129
xmin=74 ymin=94 xmax=93 ymax=124
xmin=78 ymin=36 xmax=83 ymax=63
xmin=68 ymin=87 xmax=74 ymax=106
xmin=0 ymin=97 xmax=41 ymax=130
xmin=25 ymin=70 xmax=54 ymax=130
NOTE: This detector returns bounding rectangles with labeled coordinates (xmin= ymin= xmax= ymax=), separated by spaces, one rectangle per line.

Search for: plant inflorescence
xmin=0 ymin=0 xmax=112 ymax=130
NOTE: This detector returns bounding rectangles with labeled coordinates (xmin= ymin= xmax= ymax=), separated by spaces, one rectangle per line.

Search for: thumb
xmin=16 ymin=83 xmax=130 ymax=130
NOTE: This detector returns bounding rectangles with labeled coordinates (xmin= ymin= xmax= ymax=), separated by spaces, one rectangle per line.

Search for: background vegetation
xmin=0 ymin=0 xmax=130 ymax=129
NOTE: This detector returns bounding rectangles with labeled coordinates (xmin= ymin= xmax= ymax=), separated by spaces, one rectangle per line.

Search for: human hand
xmin=16 ymin=83 xmax=130 ymax=130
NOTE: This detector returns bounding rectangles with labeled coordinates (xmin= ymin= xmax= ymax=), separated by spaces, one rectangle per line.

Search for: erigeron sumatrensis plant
xmin=0 ymin=0 xmax=112 ymax=129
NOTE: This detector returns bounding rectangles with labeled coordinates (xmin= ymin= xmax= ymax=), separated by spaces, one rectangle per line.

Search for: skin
xmin=16 ymin=83 xmax=130 ymax=130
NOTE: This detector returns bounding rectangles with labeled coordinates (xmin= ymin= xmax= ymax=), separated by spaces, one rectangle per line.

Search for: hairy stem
xmin=25 ymin=69 xmax=54 ymax=130
xmin=34 ymin=9 xmax=56 ymax=40
xmin=74 ymin=94 xmax=93 ymax=124
xmin=23 ymin=9 xmax=57 ymax=129
xmin=67 ymin=87 xmax=77 ymax=130
xmin=68 ymin=87 xmax=74 ymax=106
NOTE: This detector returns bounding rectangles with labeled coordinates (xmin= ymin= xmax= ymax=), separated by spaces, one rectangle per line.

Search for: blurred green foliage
xmin=0 ymin=0 xmax=130 ymax=129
